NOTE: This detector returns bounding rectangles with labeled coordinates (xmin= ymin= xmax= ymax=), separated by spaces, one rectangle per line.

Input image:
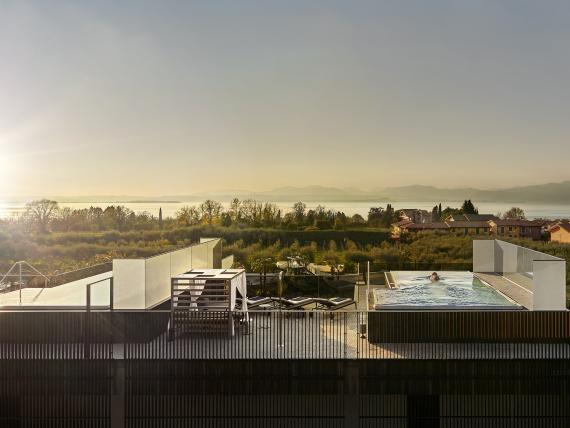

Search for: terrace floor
xmin=5 ymin=311 xmax=568 ymax=360
xmin=116 ymin=313 xmax=570 ymax=360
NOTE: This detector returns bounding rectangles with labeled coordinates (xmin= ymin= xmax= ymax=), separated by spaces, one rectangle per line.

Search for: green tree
xmin=322 ymin=251 xmax=343 ymax=279
xmin=431 ymin=205 xmax=439 ymax=222
xmin=199 ymin=200 xmax=223 ymax=225
xmin=175 ymin=206 xmax=201 ymax=226
xmin=381 ymin=204 xmax=396 ymax=226
xmin=441 ymin=206 xmax=462 ymax=221
xmin=102 ymin=205 xmax=134 ymax=231
xmin=292 ymin=202 xmax=306 ymax=224
xmin=241 ymin=199 xmax=262 ymax=226
xmin=503 ymin=207 xmax=526 ymax=220
xmin=367 ymin=207 xmax=384 ymax=226
xmin=461 ymin=200 xmax=478 ymax=214
xmin=221 ymin=212 xmax=233 ymax=227
xmin=261 ymin=202 xmax=281 ymax=227
xmin=350 ymin=214 xmax=365 ymax=226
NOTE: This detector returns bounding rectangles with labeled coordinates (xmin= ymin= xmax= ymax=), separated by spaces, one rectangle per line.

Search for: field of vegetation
xmin=2 ymin=199 xmax=569 ymax=283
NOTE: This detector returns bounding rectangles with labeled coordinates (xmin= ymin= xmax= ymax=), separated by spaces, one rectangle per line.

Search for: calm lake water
xmin=1 ymin=201 xmax=569 ymax=220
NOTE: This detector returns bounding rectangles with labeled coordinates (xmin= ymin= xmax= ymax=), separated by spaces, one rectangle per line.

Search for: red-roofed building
xmin=550 ymin=222 xmax=570 ymax=244
xmin=390 ymin=219 xmax=413 ymax=239
xmin=394 ymin=222 xmax=450 ymax=238
xmin=446 ymin=221 xmax=493 ymax=236
xmin=492 ymin=219 xmax=544 ymax=240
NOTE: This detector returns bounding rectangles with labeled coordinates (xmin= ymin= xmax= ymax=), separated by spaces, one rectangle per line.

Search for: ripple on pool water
xmin=375 ymin=271 xmax=518 ymax=307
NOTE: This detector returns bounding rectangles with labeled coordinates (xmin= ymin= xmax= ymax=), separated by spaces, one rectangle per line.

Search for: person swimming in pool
xmin=429 ymin=272 xmax=440 ymax=282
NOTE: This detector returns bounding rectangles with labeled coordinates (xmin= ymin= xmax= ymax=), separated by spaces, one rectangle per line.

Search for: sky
xmin=1 ymin=0 xmax=570 ymax=198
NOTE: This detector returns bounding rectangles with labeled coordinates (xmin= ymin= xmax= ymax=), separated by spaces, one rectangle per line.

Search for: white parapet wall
xmin=112 ymin=238 xmax=222 ymax=309
xmin=473 ymin=239 xmax=566 ymax=311
xmin=222 ymin=255 xmax=234 ymax=269
xmin=113 ymin=259 xmax=146 ymax=309
xmin=473 ymin=240 xmax=495 ymax=273
xmin=533 ymin=260 xmax=567 ymax=311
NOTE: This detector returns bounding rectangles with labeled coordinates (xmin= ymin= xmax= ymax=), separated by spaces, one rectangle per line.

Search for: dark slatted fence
xmin=0 ymin=309 xmax=569 ymax=360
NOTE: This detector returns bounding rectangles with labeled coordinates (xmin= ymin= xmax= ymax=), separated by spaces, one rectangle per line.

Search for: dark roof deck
xmin=1 ymin=309 xmax=569 ymax=360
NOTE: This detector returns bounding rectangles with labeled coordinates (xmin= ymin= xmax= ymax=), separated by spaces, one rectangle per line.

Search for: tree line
xmin=3 ymin=198 xmax=532 ymax=236
xmin=430 ymin=200 xmax=528 ymax=222
xmin=7 ymin=199 xmax=409 ymax=234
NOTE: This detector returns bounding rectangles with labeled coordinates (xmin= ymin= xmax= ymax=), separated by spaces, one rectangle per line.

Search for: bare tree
xmin=23 ymin=199 xmax=59 ymax=233
xmin=57 ymin=207 xmax=73 ymax=232
xmin=229 ymin=198 xmax=242 ymax=222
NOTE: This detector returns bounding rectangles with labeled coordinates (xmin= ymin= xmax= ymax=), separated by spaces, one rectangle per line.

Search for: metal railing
xmin=49 ymin=262 xmax=112 ymax=287
xmin=245 ymin=265 xmax=474 ymax=299
xmin=0 ymin=309 xmax=569 ymax=360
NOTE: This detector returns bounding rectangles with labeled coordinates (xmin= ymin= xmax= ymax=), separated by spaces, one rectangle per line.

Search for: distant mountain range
xmin=17 ymin=181 xmax=570 ymax=204
xmin=210 ymin=182 xmax=570 ymax=203
xmin=375 ymin=181 xmax=570 ymax=204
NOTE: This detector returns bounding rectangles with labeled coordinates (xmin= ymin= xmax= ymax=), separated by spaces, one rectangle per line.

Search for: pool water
xmin=373 ymin=271 xmax=520 ymax=309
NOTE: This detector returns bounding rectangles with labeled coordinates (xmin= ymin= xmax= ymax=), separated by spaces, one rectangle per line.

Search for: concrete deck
xmin=0 ymin=272 xmax=112 ymax=308
xmin=475 ymin=273 xmax=533 ymax=309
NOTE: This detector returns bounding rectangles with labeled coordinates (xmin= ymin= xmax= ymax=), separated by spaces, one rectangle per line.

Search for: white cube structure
xmin=473 ymin=240 xmax=566 ymax=310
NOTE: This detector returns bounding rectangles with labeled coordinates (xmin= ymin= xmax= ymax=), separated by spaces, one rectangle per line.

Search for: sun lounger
xmin=270 ymin=296 xmax=314 ymax=310
xmin=236 ymin=296 xmax=272 ymax=309
xmin=313 ymin=297 xmax=356 ymax=311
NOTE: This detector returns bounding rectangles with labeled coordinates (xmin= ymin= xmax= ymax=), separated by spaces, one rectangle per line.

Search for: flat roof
xmin=0 ymin=271 xmax=112 ymax=308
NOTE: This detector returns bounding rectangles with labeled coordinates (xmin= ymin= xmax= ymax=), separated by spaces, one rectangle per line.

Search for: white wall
xmin=191 ymin=243 xmax=209 ymax=269
xmin=112 ymin=239 xmax=222 ymax=309
xmin=199 ymin=238 xmax=222 ymax=268
xmin=171 ymin=247 xmax=192 ymax=276
xmin=144 ymin=247 xmax=195 ymax=308
xmin=222 ymin=255 xmax=234 ymax=269
xmin=493 ymin=240 xmax=560 ymax=275
xmin=473 ymin=239 xmax=567 ymax=311
xmin=533 ymin=260 xmax=567 ymax=310
xmin=473 ymin=240 xmax=495 ymax=272
xmin=494 ymin=240 xmax=519 ymax=274
xmin=144 ymin=253 xmax=172 ymax=308
xmin=112 ymin=259 xmax=146 ymax=309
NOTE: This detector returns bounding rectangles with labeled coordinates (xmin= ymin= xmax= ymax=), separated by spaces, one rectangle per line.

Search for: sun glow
xmin=0 ymin=153 xmax=12 ymax=200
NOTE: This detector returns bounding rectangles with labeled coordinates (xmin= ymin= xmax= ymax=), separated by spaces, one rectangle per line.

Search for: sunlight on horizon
xmin=0 ymin=153 xmax=8 ymax=194
xmin=1 ymin=1 xmax=570 ymax=195
xmin=0 ymin=139 xmax=16 ymax=202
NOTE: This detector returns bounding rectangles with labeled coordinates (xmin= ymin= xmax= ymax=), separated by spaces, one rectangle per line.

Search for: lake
xmin=1 ymin=200 xmax=569 ymax=220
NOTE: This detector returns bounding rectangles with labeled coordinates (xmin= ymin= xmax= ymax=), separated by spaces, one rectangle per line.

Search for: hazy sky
xmin=1 ymin=0 xmax=570 ymax=197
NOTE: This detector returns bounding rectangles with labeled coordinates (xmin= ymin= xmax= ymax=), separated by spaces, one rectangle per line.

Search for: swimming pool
xmin=373 ymin=271 xmax=521 ymax=310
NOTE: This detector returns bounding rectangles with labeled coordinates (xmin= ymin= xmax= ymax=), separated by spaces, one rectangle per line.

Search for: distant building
xmin=397 ymin=222 xmax=449 ymax=235
xmin=492 ymin=219 xmax=544 ymax=240
xmin=394 ymin=218 xmax=543 ymax=240
xmin=390 ymin=219 xmax=413 ymax=239
xmin=446 ymin=221 xmax=493 ymax=236
xmin=397 ymin=209 xmax=431 ymax=224
xmin=545 ymin=220 xmax=568 ymax=233
xmin=447 ymin=213 xmax=500 ymax=222
xmin=549 ymin=222 xmax=570 ymax=244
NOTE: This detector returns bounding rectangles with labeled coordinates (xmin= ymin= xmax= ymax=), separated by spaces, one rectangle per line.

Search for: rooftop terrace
xmin=0 ymin=239 xmax=567 ymax=362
